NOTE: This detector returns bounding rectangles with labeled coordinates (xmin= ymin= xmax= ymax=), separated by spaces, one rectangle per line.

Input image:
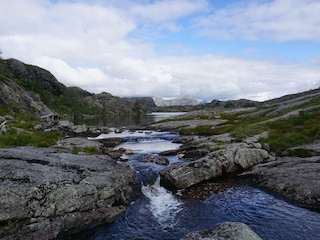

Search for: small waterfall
xmin=141 ymin=176 xmax=182 ymax=227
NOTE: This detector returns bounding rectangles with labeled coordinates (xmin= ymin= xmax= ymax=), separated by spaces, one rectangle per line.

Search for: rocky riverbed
xmin=158 ymin=130 xmax=320 ymax=212
xmin=1 ymin=122 xmax=319 ymax=239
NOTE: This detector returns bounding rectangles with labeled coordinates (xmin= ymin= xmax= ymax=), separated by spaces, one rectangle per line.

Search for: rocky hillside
xmin=151 ymin=87 xmax=320 ymax=212
xmin=0 ymin=58 xmax=155 ymax=122
xmin=151 ymin=86 xmax=320 ymax=156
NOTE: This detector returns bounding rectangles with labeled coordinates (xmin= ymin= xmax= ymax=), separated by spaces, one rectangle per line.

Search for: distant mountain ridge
xmin=153 ymin=96 xmax=201 ymax=107
xmin=1 ymin=58 xmax=320 ymax=124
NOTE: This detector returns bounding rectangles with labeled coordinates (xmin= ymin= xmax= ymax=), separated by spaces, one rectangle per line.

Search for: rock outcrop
xmin=0 ymin=76 xmax=53 ymax=116
xmin=160 ymin=141 xmax=274 ymax=190
xmin=243 ymin=155 xmax=320 ymax=211
xmin=181 ymin=222 xmax=262 ymax=240
xmin=0 ymin=147 xmax=135 ymax=240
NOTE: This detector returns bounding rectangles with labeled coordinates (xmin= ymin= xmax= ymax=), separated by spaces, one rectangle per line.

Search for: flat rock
xmin=54 ymin=137 xmax=102 ymax=152
xmin=0 ymin=146 xmax=135 ymax=240
xmin=243 ymin=156 xmax=320 ymax=211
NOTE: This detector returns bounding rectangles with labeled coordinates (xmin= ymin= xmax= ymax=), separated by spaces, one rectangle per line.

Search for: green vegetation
xmin=261 ymin=110 xmax=320 ymax=156
xmin=0 ymin=58 xmax=98 ymax=121
xmin=177 ymin=104 xmax=320 ymax=157
xmin=0 ymin=131 xmax=61 ymax=147
xmin=180 ymin=125 xmax=216 ymax=135
xmin=72 ymin=146 xmax=99 ymax=155
xmin=285 ymin=149 xmax=314 ymax=158
xmin=0 ymin=113 xmax=61 ymax=147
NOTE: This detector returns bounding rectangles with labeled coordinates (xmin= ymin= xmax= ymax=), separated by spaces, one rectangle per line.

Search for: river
xmin=66 ymin=130 xmax=320 ymax=240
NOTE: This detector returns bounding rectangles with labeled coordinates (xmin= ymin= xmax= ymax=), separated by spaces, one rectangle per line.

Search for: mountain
xmin=153 ymin=95 xmax=201 ymax=107
xmin=0 ymin=58 xmax=155 ymax=123
xmin=1 ymin=57 xmax=320 ymax=126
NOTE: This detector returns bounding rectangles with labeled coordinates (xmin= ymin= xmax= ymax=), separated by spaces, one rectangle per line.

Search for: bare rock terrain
xmin=242 ymin=143 xmax=320 ymax=211
xmin=0 ymin=146 xmax=135 ymax=240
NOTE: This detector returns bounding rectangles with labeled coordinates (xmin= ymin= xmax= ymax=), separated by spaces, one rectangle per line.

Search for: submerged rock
xmin=155 ymin=157 xmax=170 ymax=165
xmin=181 ymin=222 xmax=262 ymax=240
xmin=0 ymin=147 xmax=135 ymax=240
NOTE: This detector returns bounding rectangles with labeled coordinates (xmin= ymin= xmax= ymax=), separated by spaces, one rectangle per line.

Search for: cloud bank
xmin=1 ymin=0 xmax=320 ymax=102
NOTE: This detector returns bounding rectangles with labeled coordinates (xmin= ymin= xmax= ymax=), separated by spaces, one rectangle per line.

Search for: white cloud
xmin=194 ymin=0 xmax=320 ymax=42
xmin=0 ymin=0 xmax=319 ymax=102
xmin=34 ymin=54 xmax=320 ymax=102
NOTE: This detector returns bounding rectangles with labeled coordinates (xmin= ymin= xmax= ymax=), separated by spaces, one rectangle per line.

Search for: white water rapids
xmin=141 ymin=176 xmax=182 ymax=228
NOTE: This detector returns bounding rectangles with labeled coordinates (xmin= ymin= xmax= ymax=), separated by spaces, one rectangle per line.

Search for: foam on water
xmin=114 ymin=139 xmax=181 ymax=154
xmin=141 ymin=176 xmax=182 ymax=227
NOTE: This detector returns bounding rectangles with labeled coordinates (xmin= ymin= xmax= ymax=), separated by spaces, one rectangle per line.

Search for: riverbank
xmin=0 ymin=126 xmax=319 ymax=239
xmin=0 ymin=145 xmax=135 ymax=240
xmin=158 ymin=130 xmax=320 ymax=212
xmin=147 ymin=105 xmax=320 ymax=213
xmin=1 ymin=101 xmax=320 ymax=239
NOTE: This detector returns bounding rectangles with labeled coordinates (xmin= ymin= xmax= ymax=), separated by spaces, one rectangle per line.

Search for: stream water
xmin=70 ymin=130 xmax=320 ymax=240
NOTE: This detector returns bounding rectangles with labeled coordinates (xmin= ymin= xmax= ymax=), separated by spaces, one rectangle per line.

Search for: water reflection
xmin=78 ymin=112 xmax=187 ymax=127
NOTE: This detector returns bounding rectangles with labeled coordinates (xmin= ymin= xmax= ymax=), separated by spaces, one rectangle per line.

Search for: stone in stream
xmin=155 ymin=157 xmax=170 ymax=165
xmin=160 ymin=142 xmax=273 ymax=190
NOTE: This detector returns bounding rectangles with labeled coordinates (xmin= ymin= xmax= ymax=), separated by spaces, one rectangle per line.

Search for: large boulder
xmin=0 ymin=147 xmax=135 ymax=240
xmin=181 ymin=222 xmax=262 ymax=240
xmin=243 ymin=156 xmax=320 ymax=211
xmin=160 ymin=142 xmax=273 ymax=190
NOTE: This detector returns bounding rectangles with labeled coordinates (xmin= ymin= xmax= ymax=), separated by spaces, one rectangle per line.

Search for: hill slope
xmin=0 ymin=58 xmax=155 ymax=122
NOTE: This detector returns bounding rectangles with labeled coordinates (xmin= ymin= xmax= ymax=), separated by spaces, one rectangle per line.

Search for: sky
xmin=1 ymin=0 xmax=320 ymax=102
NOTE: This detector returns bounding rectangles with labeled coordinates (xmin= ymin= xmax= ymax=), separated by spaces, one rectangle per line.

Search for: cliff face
xmin=0 ymin=76 xmax=52 ymax=116
xmin=0 ymin=58 xmax=67 ymax=116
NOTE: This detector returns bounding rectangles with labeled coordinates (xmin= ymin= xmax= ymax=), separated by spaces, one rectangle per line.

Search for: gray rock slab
xmin=160 ymin=142 xmax=273 ymax=190
xmin=243 ymin=156 xmax=320 ymax=211
xmin=0 ymin=146 xmax=135 ymax=240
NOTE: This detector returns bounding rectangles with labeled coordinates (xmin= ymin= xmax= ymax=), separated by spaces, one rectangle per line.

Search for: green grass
xmin=260 ymin=110 xmax=320 ymax=156
xmin=0 ymin=131 xmax=61 ymax=147
xmin=72 ymin=146 xmax=99 ymax=154
xmin=177 ymin=106 xmax=320 ymax=157
xmin=179 ymin=125 xmax=217 ymax=135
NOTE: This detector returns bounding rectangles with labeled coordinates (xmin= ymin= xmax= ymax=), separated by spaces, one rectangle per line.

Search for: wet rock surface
xmin=243 ymin=155 xmax=320 ymax=211
xmin=181 ymin=222 xmax=262 ymax=240
xmin=0 ymin=146 xmax=135 ymax=240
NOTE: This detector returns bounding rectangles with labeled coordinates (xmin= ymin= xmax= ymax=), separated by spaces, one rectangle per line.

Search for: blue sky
xmin=1 ymin=0 xmax=320 ymax=101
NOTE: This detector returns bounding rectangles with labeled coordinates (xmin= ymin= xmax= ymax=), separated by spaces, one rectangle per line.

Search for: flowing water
xmin=69 ymin=130 xmax=320 ymax=240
